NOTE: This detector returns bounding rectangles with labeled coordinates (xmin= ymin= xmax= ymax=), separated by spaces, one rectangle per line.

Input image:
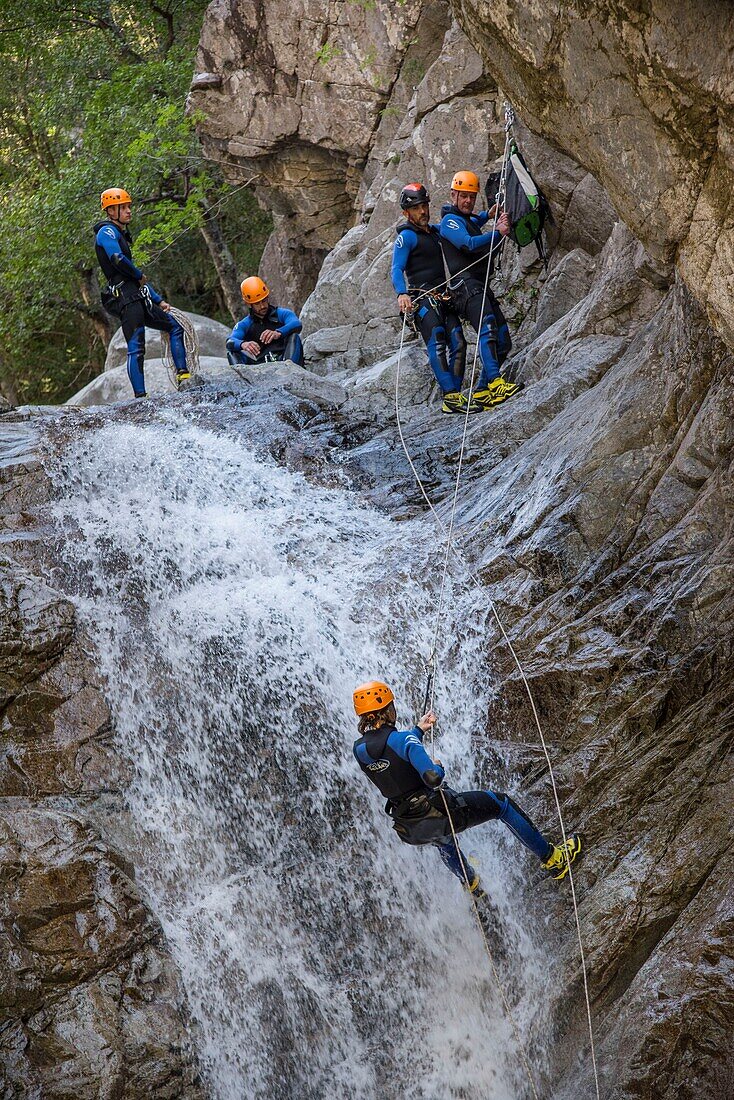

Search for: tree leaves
xmin=0 ymin=1 xmax=272 ymax=403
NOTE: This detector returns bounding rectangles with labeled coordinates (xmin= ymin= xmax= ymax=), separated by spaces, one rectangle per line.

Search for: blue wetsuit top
xmin=391 ymin=224 xmax=445 ymax=295
xmin=228 ymin=307 xmax=302 ymax=347
xmin=94 ymin=222 xmax=162 ymax=304
xmin=353 ymin=725 xmax=445 ymax=795
xmin=438 ymin=207 xmax=503 ymax=254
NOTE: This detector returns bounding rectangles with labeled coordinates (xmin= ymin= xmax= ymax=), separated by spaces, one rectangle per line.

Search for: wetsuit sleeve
xmin=391 ymin=229 xmax=417 ymax=295
xmin=275 ymin=308 xmax=302 ymax=337
xmin=439 ymin=214 xmax=502 ymax=254
xmin=476 ymin=211 xmax=490 ymax=226
xmin=388 ymin=728 xmax=446 ymax=786
xmin=95 ymin=225 xmax=143 ymax=280
xmin=226 ymin=317 xmax=252 ymax=350
xmin=146 ymin=283 xmax=163 ymax=305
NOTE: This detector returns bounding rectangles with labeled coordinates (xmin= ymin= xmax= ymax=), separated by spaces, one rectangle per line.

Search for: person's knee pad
xmin=284 ymin=333 xmax=304 ymax=366
xmin=480 ymin=313 xmax=498 ymax=341
xmin=497 ymin=323 xmax=511 ymax=362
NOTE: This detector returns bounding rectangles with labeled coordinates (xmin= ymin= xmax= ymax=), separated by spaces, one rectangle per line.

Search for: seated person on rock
xmin=391 ymin=183 xmax=478 ymax=415
xmin=439 ymin=170 xmax=521 ymax=409
xmin=352 ymin=680 xmax=581 ymax=897
xmin=226 ymin=276 xmax=304 ymax=367
xmin=94 ymin=187 xmax=191 ymax=399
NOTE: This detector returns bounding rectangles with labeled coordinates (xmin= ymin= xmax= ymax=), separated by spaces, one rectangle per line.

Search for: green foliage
xmin=0 ymin=1 xmax=272 ymax=404
xmin=315 ymin=41 xmax=343 ymax=66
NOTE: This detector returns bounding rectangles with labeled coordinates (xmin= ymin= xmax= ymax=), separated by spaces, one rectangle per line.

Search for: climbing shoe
xmin=542 ymin=834 xmax=582 ymax=881
xmin=441 ymin=391 xmax=482 ymax=415
xmin=466 ymin=874 xmax=488 ymax=902
xmin=473 ymin=377 xmax=522 ymax=408
xmin=175 ymin=370 xmax=191 ymax=386
xmin=498 ymin=375 xmax=524 ymax=396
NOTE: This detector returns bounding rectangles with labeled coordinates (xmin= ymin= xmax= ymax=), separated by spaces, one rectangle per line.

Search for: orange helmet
xmin=353 ymin=681 xmax=394 ymax=716
xmin=450 ymin=171 xmax=480 ymax=194
xmin=240 ymin=276 xmax=269 ymax=304
xmin=101 ymin=187 xmax=132 ymax=209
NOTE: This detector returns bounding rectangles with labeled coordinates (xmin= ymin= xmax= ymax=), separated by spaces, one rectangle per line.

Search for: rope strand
xmin=394 ymin=103 xmax=600 ymax=1100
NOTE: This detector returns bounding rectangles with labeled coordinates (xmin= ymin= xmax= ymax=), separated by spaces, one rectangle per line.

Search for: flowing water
xmin=50 ymin=400 xmax=548 ymax=1099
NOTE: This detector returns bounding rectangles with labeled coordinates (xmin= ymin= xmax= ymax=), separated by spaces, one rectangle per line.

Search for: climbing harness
xmin=160 ymin=307 xmax=201 ymax=389
xmin=393 ymin=102 xmax=601 ymax=1100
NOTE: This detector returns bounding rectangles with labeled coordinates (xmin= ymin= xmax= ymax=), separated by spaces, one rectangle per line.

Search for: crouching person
xmin=226 ymin=277 xmax=304 ymax=367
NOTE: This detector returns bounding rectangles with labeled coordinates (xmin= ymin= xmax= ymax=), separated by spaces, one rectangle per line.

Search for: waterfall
xmin=49 ymin=401 xmax=548 ymax=1099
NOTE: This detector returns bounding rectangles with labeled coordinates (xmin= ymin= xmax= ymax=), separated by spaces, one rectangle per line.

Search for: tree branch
xmin=150 ymin=1 xmax=175 ymax=55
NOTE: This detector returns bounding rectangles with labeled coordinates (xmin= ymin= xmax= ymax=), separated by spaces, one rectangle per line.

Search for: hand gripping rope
xmin=394 ymin=102 xmax=601 ymax=1100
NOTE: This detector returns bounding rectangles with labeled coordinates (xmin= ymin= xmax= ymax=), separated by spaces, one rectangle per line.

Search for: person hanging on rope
xmin=94 ymin=188 xmax=191 ymax=399
xmin=391 ymin=184 xmax=480 ymax=415
xmin=439 ymin=170 xmax=521 ymax=410
xmin=352 ymin=680 xmax=581 ymax=896
xmin=226 ymin=277 xmax=304 ymax=368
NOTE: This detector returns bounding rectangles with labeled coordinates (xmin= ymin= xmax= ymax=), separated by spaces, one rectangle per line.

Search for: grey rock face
xmin=191 ymin=0 xmax=456 ymax=305
xmin=451 ymin=0 xmax=734 ymax=349
xmin=0 ymin=429 xmax=202 ymax=1098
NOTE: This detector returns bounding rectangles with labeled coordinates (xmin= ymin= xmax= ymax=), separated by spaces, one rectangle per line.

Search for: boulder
xmin=104 ymin=312 xmax=231 ymax=371
xmin=66 ymin=357 xmax=232 ymax=407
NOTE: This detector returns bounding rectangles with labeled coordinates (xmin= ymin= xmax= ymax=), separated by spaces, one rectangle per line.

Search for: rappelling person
xmin=439 ymin=171 xmax=521 ymax=409
xmin=352 ymin=681 xmax=581 ymax=897
xmin=226 ymin=277 xmax=304 ymax=367
xmin=94 ymin=188 xmax=191 ymax=399
xmin=391 ymin=183 xmax=479 ymax=415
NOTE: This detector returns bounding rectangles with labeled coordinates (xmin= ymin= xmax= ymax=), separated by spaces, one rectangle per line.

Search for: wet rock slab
xmin=0 ymin=422 xmax=203 ymax=1098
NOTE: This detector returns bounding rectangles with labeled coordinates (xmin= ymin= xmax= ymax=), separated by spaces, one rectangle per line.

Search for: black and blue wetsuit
xmin=438 ymin=204 xmax=511 ymax=388
xmin=94 ymin=219 xmax=187 ymax=397
xmin=226 ymin=305 xmax=304 ymax=367
xmin=391 ymin=223 xmax=466 ymax=395
xmin=354 ymin=723 xmax=553 ymax=884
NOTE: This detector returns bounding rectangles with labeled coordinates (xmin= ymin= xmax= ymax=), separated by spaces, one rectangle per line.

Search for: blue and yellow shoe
xmin=542 ymin=834 xmax=582 ymax=881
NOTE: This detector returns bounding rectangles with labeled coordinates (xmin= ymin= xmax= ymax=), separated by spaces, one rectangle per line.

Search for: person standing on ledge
xmin=226 ymin=277 xmax=304 ymax=367
xmin=94 ymin=188 xmax=190 ymax=399
xmin=439 ymin=170 xmax=521 ymax=410
xmin=352 ymin=680 xmax=581 ymax=897
xmin=391 ymin=183 xmax=479 ymax=415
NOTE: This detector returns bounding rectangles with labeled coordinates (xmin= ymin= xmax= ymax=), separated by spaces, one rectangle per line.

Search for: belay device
xmin=485 ymin=105 xmax=553 ymax=266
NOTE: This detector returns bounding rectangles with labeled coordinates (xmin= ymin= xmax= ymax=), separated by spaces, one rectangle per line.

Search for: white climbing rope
xmin=393 ymin=104 xmax=601 ymax=1100
xmin=160 ymin=307 xmax=201 ymax=388
xmin=425 ymin=109 xmax=514 ymax=728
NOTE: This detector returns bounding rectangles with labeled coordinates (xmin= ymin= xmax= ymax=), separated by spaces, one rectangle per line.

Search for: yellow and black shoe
xmin=473 ymin=378 xmax=510 ymax=408
xmin=542 ymin=834 xmax=582 ymax=881
xmin=175 ymin=370 xmax=192 ymax=390
xmin=498 ymin=375 xmax=524 ymax=397
xmin=466 ymin=874 xmax=488 ymax=901
xmin=441 ymin=391 xmax=482 ymax=415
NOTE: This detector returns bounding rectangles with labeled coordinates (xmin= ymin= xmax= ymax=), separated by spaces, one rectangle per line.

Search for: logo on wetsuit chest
xmin=367 ymin=760 xmax=390 ymax=772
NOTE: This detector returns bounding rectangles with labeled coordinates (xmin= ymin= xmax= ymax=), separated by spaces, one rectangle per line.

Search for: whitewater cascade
xmin=49 ymin=400 xmax=551 ymax=1099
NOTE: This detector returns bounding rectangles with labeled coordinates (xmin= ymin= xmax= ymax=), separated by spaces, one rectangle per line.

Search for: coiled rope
xmin=160 ymin=307 xmax=201 ymax=388
xmin=394 ymin=102 xmax=601 ymax=1100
